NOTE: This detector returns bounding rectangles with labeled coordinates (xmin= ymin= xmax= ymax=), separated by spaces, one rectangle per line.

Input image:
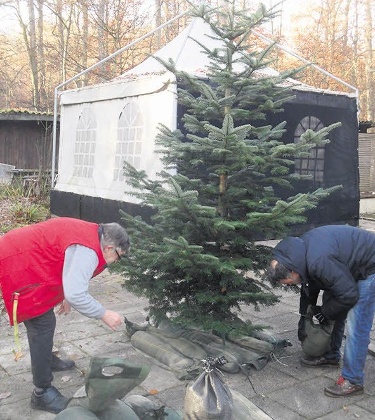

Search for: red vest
xmin=0 ymin=218 xmax=107 ymax=325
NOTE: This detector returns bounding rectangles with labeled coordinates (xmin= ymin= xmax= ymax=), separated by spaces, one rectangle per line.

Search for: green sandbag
xmin=84 ymin=357 xmax=150 ymax=412
xmin=181 ymin=330 xmax=269 ymax=372
xmin=131 ymin=331 xmax=200 ymax=379
xmin=250 ymin=330 xmax=292 ymax=350
xmin=96 ymin=399 xmax=139 ymax=420
xmin=164 ymin=407 xmax=184 ymax=420
xmin=227 ymin=335 xmax=274 ymax=354
xmin=301 ymin=305 xmax=334 ymax=357
xmin=124 ymin=395 xmax=168 ymax=419
xmin=148 ymin=329 xmax=208 ymax=361
xmin=124 ymin=395 xmax=184 ymax=420
xmin=55 ymin=406 xmax=100 ymax=419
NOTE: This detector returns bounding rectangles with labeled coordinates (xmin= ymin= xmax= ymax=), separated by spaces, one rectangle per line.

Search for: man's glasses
xmin=114 ymin=247 xmax=123 ymax=260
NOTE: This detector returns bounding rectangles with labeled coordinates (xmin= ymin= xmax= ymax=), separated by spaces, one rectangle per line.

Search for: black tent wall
xmin=270 ymin=90 xmax=359 ymax=234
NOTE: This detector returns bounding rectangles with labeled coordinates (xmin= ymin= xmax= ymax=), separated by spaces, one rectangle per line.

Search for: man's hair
xmin=100 ymin=223 xmax=130 ymax=255
xmin=266 ymin=260 xmax=292 ymax=287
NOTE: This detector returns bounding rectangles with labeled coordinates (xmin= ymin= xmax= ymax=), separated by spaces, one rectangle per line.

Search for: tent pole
xmin=251 ymin=29 xmax=359 ymax=97
xmin=51 ymin=86 xmax=59 ymax=188
xmin=51 ymin=10 xmax=189 ymax=188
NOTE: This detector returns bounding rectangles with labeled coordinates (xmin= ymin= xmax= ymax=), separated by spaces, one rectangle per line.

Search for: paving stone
xmin=2 ymin=219 xmax=375 ymax=419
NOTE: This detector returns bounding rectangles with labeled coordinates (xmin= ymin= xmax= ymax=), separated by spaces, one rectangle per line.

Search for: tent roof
xmin=117 ymin=17 xmax=279 ymax=80
xmin=115 ymin=18 xmax=354 ymax=98
xmin=118 ymin=18 xmax=226 ymax=78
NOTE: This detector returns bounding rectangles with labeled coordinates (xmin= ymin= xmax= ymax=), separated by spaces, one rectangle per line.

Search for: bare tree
xmin=0 ymin=0 xmax=372 ymax=118
xmin=288 ymin=0 xmax=374 ymax=121
xmin=364 ymin=0 xmax=374 ymax=121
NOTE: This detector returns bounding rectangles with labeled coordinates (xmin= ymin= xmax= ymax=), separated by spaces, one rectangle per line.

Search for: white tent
xmin=51 ymin=17 xmax=359 ymax=228
xmin=53 ymin=18 xmax=225 ymax=205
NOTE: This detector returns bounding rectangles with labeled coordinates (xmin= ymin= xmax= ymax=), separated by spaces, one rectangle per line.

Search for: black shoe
xmin=30 ymin=386 xmax=69 ymax=414
xmin=300 ymin=355 xmax=340 ymax=367
xmin=51 ymin=354 xmax=76 ymax=372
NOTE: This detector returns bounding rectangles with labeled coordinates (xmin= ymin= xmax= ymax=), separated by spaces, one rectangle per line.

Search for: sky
xmin=0 ymin=0 xmax=325 ymax=41
xmin=266 ymin=0 xmax=311 ymax=32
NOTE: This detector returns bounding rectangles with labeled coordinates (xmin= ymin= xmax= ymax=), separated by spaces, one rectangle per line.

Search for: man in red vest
xmin=0 ymin=217 xmax=130 ymax=414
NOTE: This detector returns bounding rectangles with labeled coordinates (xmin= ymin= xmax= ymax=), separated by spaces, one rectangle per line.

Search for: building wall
xmin=359 ymin=133 xmax=375 ymax=197
xmin=0 ymin=119 xmax=58 ymax=170
xmin=358 ymin=133 xmax=375 ymax=215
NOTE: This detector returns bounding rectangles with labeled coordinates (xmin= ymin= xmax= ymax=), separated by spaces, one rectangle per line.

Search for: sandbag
xmin=157 ymin=320 xmax=271 ymax=370
xmin=124 ymin=395 xmax=165 ymax=420
xmin=96 ymin=399 xmax=139 ymax=420
xmin=125 ymin=394 xmax=185 ymax=420
xmin=55 ymin=406 xmax=100 ymax=420
xmin=250 ymin=330 xmax=292 ymax=350
xmin=184 ymin=357 xmax=233 ymax=420
xmin=131 ymin=331 xmax=200 ymax=379
xmin=301 ymin=305 xmax=334 ymax=357
xmin=181 ymin=330 xmax=269 ymax=372
xmin=128 ymin=317 xmax=272 ymax=376
xmin=80 ymin=357 xmax=150 ymax=412
xmin=227 ymin=335 xmax=274 ymax=355
xmin=164 ymin=408 xmax=184 ymax=420
xmin=149 ymin=328 xmax=208 ymax=361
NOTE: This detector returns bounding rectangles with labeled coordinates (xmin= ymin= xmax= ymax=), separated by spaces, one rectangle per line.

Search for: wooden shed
xmin=0 ymin=110 xmax=59 ymax=171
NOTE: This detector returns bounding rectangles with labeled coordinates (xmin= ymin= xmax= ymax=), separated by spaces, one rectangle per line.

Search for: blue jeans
xmin=342 ymin=275 xmax=375 ymax=385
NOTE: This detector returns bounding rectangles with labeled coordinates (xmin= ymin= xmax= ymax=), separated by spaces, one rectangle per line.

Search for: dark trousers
xmin=24 ymin=309 xmax=56 ymax=389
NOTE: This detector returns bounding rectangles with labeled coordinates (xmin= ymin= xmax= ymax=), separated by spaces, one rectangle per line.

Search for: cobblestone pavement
xmin=1 ymin=220 xmax=375 ymax=419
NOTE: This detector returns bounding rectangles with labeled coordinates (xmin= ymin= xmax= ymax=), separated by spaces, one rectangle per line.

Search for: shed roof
xmin=0 ymin=109 xmax=55 ymax=122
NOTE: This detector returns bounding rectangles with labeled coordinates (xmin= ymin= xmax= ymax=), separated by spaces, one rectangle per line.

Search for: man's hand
xmin=101 ymin=310 xmax=123 ymax=331
xmin=312 ymin=305 xmax=328 ymax=324
xmin=56 ymin=300 xmax=71 ymax=315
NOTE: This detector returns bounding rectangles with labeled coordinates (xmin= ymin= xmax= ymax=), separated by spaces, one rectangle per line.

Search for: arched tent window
xmin=294 ymin=116 xmax=325 ymax=184
xmin=114 ymin=100 xmax=143 ymax=181
xmin=73 ymin=108 xmax=97 ymax=178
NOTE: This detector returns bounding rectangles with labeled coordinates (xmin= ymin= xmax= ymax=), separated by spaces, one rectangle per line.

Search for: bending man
xmin=266 ymin=224 xmax=375 ymax=398
xmin=0 ymin=217 xmax=130 ymax=414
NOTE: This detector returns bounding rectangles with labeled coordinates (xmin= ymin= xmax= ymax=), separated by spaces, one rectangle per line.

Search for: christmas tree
xmin=113 ymin=2 xmax=341 ymax=337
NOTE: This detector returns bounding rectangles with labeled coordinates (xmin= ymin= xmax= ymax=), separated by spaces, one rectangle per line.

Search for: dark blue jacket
xmin=272 ymin=225 xmax=375 ymax=320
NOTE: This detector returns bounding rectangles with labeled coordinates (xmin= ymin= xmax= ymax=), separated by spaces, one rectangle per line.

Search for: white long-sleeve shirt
xmin=62 ymin=244 xmax=106 ymax=319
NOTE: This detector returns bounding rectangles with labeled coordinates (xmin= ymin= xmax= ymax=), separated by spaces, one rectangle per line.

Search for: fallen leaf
xmin=0 ymin=392 xmax=11 ymax=399
xmin=149 ymin=389 xmax=159 ymax=395
xmin=12 ymin=350 xmax=24 ymax=362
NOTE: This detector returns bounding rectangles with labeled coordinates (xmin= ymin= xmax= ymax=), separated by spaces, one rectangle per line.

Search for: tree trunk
xmin=155 ymin=0 xmax=162 ymax=48
xmin=27 ymin=0 xmax=40 ymax=108
xmin=364 ymin=0 xmax=374 ymax=121
xmin=37 ymin=0 xmax=47 ymax=110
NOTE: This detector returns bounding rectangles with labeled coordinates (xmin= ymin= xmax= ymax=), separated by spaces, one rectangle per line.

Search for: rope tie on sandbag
xmin=201 ymin=355 xmax=227 ymax=373
xmin=270 ymin=351 xmax=293 ymax=366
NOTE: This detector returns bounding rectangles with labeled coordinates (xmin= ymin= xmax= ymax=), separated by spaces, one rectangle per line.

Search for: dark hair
xmin=265 ymin=261 xmax=292 ymax=287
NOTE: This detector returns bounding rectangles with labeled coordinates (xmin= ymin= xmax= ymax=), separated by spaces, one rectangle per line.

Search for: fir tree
xmin=113 ymin=2 xmax=341 ymax=337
